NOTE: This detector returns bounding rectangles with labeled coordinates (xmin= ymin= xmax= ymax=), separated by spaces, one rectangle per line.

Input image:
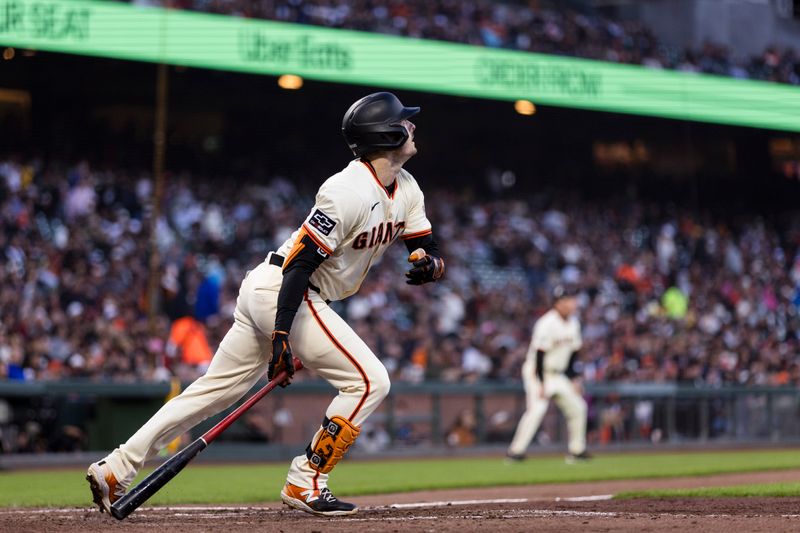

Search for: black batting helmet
xmin=342 ymin=92 xmax=420 ymax=157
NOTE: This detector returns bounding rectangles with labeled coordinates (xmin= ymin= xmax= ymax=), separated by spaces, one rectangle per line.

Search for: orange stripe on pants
xmin=304 ymin=291 xmax=371 ymax=420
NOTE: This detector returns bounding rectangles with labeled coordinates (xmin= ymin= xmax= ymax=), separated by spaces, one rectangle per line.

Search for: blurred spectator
xmin=1 ymin=156 xmax=799 ymax=390
xmin=661 ymin=286 xmax=688 ymax=320
xmin=167 ymin=316 xmax=213 ymax=376
xmin=357 ymin=422 xmax=391 ymax=453
xmin=446 ymin=410 xmax=477 ymax=447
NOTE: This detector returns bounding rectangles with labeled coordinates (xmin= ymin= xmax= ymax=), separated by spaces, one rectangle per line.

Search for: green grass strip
xmin=1 ymin=449 xmax=800 ymax=507
xmin=617 ymin=482 xmax=800 ymax=499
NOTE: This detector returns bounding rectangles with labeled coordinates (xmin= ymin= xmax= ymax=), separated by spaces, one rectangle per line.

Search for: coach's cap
xmin=552 ymin=285 xmax=578 ymax=301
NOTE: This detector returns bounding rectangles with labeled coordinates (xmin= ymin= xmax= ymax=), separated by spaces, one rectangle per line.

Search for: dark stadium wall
xmin=1 ymin=51 xmax=798 ymax=212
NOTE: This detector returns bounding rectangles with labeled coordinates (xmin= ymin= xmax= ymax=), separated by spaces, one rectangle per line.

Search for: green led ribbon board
xmin=1 ymin=0 xmax=799 ymax=131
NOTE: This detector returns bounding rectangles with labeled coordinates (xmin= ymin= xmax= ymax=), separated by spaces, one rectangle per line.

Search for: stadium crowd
xmin=2 ymin=157 xmax=799 ymax=388
xmin=121 ymin=0 xmax=800 ymax=85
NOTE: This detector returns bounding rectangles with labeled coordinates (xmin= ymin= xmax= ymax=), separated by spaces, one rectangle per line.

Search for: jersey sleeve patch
xmin=308 ymin=209 xmax=337 ymax=236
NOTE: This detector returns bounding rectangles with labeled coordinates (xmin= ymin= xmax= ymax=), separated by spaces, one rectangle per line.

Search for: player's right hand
xmin=269 ymin=330 xmax=295 ymax=387
xmin=405 ymin=248 xmax=445 ymax=285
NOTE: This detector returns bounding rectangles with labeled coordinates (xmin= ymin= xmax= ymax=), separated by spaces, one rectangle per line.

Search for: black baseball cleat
xmin=565 ymin=451 xmax=593 ymax=464
xmin=281 ymin=483 xmax=358 ymax=516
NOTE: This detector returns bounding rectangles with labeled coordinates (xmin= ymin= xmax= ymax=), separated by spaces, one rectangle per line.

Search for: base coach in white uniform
xmin=87 ymin=92 xmax=445 ymax=517
xmin=507 ymin=286 xmax=591 ymax=462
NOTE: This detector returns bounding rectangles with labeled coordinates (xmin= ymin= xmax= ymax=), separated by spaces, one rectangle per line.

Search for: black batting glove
xmin=405 ymin=248 xmax=445 ymax=285
xmin=269 ymin=330 xmax=295 ymax=387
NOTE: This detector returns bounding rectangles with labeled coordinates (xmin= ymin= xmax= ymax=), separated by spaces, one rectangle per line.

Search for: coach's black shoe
xmin=505 ymin=452 xmax=525 ymax=463
xmin=281 ymin=483 xmax=358 ymax=516
xmin=565 ymin=451 xmax=593 ymax=464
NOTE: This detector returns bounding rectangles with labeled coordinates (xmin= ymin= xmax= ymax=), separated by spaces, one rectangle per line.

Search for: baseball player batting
xmin=86 ymin=92 xmax=445 ymax=517
xmin=507 ymin=286 xmax=591 ymax=463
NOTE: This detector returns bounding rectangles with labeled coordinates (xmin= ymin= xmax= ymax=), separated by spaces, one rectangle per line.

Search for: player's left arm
xmin=565 ymin=321 xmax=584 ymax=392
xmin=564 ymin=351 xmax=581 ymax=379
xmin=269 ymin=234 xmax=328 ymax=386
xmin=565 ymin=351 xmax=584 ymax=396
xmin=401 ymin=179 xmax=444 ymax=285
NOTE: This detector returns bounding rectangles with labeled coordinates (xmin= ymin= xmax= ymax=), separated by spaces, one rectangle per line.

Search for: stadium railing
xmin=1 ymin=380 xmax=799 ymax=461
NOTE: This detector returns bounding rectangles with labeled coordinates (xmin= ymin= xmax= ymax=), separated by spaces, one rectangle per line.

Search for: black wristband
xmin=404 ymin=232 xmax=440 ymax=257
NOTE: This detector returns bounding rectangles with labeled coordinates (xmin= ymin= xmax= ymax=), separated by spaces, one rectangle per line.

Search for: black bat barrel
xmin=110 ymin=438 xmax=207 ymax=520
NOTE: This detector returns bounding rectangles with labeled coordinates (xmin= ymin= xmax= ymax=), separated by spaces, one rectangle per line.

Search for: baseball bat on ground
xmin=110 ymin=359 xmax=304 ymax=520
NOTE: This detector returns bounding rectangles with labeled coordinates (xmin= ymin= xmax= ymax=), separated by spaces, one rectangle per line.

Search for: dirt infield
xmin=3 ymin=469 xmax=799 ymax=532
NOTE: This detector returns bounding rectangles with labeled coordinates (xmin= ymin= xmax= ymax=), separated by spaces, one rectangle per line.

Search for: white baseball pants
xmin=508 ymin=362 xmax=587 ymax=456
xmin=103 ymin=256 xmax=390 ymax=491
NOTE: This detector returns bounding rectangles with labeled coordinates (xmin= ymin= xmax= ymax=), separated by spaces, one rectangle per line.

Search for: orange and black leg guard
xmin=306 ymin=416 xmax=361 ymax=474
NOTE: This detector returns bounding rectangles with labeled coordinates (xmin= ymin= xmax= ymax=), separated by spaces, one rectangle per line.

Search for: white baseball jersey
xmin=276 ymin=159 xmax=432 ymax=302
xmin=526 ymin=309 xmax=582 ymax=374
